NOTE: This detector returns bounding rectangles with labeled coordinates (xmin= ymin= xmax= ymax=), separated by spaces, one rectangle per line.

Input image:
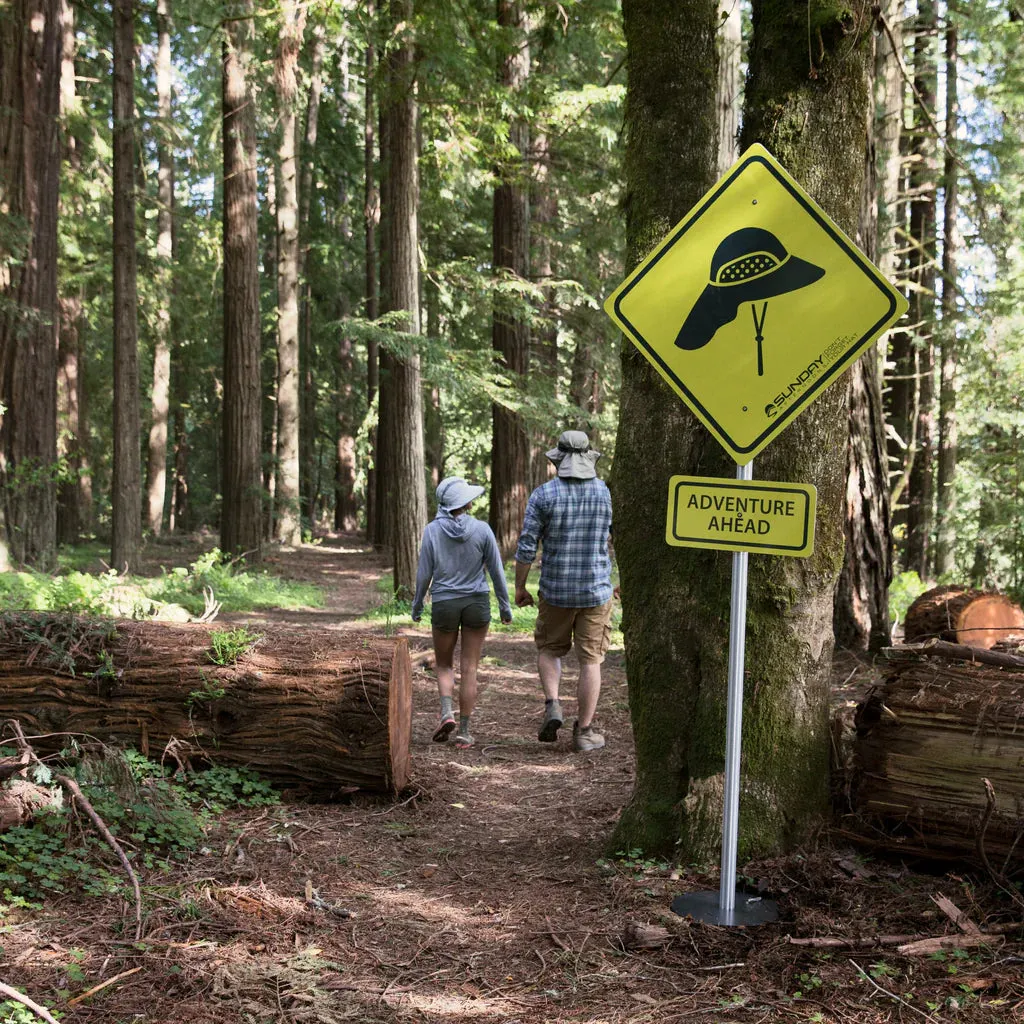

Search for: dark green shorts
xmin=430 ymin=594 xmax=491 ymax=632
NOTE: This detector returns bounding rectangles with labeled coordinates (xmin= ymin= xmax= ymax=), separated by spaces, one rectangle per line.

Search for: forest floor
xmin=2 ymin=534 xmax=1022 ymax=1024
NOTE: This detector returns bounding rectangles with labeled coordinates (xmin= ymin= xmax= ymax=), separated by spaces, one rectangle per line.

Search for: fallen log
xmin=903 ymin=585 xmax=1024 ymax=650
xmin=0 ymin=614 xmax=411 ymax=797
xmin=848 ymin=644 xmax=1024 ymax=867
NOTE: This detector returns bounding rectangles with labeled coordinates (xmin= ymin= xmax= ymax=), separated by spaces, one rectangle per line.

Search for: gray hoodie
xmin=411 ymin=509 xmax=512 ymax=621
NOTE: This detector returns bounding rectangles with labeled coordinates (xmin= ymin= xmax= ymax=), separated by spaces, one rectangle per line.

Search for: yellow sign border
xmin=605 ymin=144 xmax=908 ymax=463
xmin=665 ymin=475 xmax=817 ymax=557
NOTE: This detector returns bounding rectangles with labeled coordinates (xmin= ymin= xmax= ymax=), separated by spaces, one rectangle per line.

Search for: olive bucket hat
xmin=545 ymin=430 xmax=601 ymax=480
xmin=674 ymin=227 xmax=825 ymax=374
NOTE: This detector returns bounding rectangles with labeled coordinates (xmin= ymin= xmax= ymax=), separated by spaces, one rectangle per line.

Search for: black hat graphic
xmin=674 ymin=227 xmax=825 ymax=370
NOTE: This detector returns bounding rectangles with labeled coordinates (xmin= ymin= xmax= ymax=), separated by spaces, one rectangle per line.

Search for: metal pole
xmin=719 ymin=458 xmax=753 ymax=914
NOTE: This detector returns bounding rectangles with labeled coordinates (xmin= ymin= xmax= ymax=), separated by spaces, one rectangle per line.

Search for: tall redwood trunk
xmin=111 ymin=0 xmax=142 ymax=572
xmin=57 ymin=0 xmax=85 ymax=546
xmin=378 ymin=0 xmax=426 ymax=594
xmin=0 ymin=0 xmax=61 ymax=569
xmin=613 ymin=0 xmax=873 ymax=859
xmin=904 ymin=0 xmax=939 ymax=577
xmin=299 ymin=19 xmax=325 ymax=531
xmin=272 ymin=0 xmax=306 ymax=546
xmin=220 ymin=0 xmax=263 ymax=558
xmin=715 ymin=0 xmax=741 ymax=175
xmin=489 ymin=0 xmax=531 ymax=560
xmin=835 ymin=5 xmax=900 ymax=652
xmin=934 ymin=13 xmax=958 ymax=577
xmin=364 ymin=3 xmax=381 ymax=544
xmin=145 ymin=0 xmax=175 ymax=535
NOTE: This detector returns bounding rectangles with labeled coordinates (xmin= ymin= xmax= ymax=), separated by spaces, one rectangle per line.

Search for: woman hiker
xmin=411 ymin=477 xmax=513 ymax=748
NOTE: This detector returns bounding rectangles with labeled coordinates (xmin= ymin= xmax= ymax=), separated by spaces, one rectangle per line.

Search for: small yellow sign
xmin=604 ymin=144 xmax=908 ymax=463
xmin=666 ymin=476 xmax=817 ymax=557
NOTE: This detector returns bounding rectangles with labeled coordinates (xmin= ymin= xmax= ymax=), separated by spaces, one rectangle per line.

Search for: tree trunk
xmin=613 ymin=0 xmax=873 ymax=861
xmin=0 ymin=617 xmax=412 ymax=796
xmin=145 ymin=0 xmax=175 ymax=536
xmin=835 ymin=8 xmax=897 ymax=652
xmin=111 ymin=0 xmax=142 ymax=573
xmin=378 ymin=0 xmax=426 ymax=595
xmin=531 ymin=129 xmax=557 ymax=488
xmin=221 ymin=0 xmax=263 ymax=559
xmin=715 ymin=0 xmax=742 ymax=175
xmin=299 ymin=20 xmax=326 ymax=533
xmin=904 ymin=0 xmax=939 ymax=577
xmin=273 ymin=0 xmax=306 ymax=547
xmin=933 ymin=14 xmax=958 ymax=577
xmin=611 ymin=0 xmax=724 ymax=858
xmin=0 ymin=0 xmax=61 ymax=570
xmin=851 ymin=644 xmax=1024 ymax=867
xmin=489 ymin=0 xmax=531 ymax=560
xmin=57 ymin=0 xmax=84 ymax=547
xmin=335 ymin=332 xmax=358 ymax=532
xmin=364 ymin=3 xmax=381 ymax=545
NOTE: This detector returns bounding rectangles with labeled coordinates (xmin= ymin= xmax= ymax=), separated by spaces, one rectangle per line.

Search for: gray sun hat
xmin=545 ymin=430 xmax=601 ymax=480
xmin=435 ymin=476 xmax=485 ymax=511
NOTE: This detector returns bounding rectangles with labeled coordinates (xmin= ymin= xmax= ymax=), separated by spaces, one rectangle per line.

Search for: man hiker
xmin=513 ymin=430 xmax=614 ymax=752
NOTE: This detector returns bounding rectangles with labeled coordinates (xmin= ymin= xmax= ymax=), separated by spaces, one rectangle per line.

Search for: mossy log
xmin=903 ymin=585 xmax=1024 ymax=650
xmin=0 ymin=615 xmax=411 ymax=797
xmin=849 ymin=643 xmax=1024 ymax=866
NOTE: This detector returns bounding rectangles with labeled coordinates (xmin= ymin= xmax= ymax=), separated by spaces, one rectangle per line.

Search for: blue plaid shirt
xmin=515 ymin=477 xmax=613 ymax=608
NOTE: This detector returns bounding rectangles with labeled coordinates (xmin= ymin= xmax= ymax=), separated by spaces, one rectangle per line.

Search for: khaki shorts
xmin=534 ymin=597 xmax=613 ymax=664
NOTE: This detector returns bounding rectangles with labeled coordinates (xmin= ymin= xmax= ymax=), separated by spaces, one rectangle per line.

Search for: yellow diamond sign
xmin=604 ymin=144 xmax=908 ymax=463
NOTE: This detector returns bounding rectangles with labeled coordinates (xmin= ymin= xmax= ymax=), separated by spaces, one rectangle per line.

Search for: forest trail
xmin=3 ymin=540 xmax=1008 ymax=1023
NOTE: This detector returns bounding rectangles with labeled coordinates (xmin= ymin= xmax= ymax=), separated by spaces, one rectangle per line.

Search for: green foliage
xmin=206 ymin=627 xmax=262 ymax=665
xmin=185 ymin=765 xmax=279 ymax=811
xmin=0 ymin=549 xmax=323 ymax=620
xmin=0 ymin=995 xmax=63 ymax=1023
xmin=150 ymin=550 xmax=323 ymax=615
xmin=889 ymin=570 xmax=929 ymax=628
xmin=0 ymin=750 xmax=278 ymax=902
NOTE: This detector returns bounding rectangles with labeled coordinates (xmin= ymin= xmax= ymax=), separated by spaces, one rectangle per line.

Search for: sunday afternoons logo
xmin=764 ymin=335 xmax=855 ymax=419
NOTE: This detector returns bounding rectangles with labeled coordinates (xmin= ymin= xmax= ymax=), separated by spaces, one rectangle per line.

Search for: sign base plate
xmin=670 ymin=889 xmax=779 ymax=927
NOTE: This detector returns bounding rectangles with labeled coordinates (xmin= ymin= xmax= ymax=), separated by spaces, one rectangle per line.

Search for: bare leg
xmin=458 ymin=624 xmax=489 ymax=720
xmin=538 ymin=652 xmax=562 ymax=700
xmin=432 ymin=627 xmax=458 ymax=699
xmin=577 ymin=661 xmax=602 ymax=728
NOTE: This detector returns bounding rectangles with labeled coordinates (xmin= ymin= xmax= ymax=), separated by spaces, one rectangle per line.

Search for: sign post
xmin=603 ymin=144 xmax=908 ymax=928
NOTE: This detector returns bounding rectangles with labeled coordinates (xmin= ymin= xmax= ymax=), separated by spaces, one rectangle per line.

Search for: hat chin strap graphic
xmin=751 ymin=302 xmax=768 ymax=377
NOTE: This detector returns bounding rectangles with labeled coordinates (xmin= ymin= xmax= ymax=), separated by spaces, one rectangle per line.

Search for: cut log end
xmin=903 ymin=586 xmax=1024 ymax=650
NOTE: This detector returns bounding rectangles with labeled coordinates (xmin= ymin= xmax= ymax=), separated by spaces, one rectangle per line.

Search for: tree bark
xmin=904 ymin=0 xmax=939 ymax=577
xmin=335 ymin=331 xmax=358 ymax=532
xmin=835 ymin=6 xmax=898 ymax=652
xmin=613 ymin=0 xmax=872 ymax=861
xmin=145 ymin=0 xmax=175 ymax=536
xmin=0 ymin=618 xmax=412 ymax=796
xmin=299 ymin=20 xmax=326 ymax=533
xmin=715 ymin=0 xmax=742 ymax=175
xmin=221 ymin=0 xmax=263 ymax=558
xmin=611 ymin=0 xmax=724 ymax=858
xmin=489 ymin=0 xmax=532 ymax=560
xmin=111 ymin=0 xmax=142 ymax=573
xmin=273 ymin=0 xmax=306 ymax=547
xmin=0 ymin=0 xmax=61 ymax=570
xmin=378 ymin=0 xmax=426 ymax=595
xmin=365 ymin=2 xmax=381 ymax=545
xmin=934 ymin=12 xmax=958 ymax=577
xmin=57 ymin=0 xmax=85 ymax=547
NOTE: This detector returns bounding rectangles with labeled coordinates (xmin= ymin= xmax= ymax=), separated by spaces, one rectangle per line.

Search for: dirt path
xmin=1 ymin=538 xmax=1016 ymax=1023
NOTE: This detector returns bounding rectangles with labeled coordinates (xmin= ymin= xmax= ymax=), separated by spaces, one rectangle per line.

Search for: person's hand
xmin=501 ymin=612 xmax=513 ymax=624
xmin=411 ymin=613 xmax=421 ymax=623
xmin=515 ymin=587 xmax=534 ymax=608
xmin=613 ymin=585 xmax=621 ymax=600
